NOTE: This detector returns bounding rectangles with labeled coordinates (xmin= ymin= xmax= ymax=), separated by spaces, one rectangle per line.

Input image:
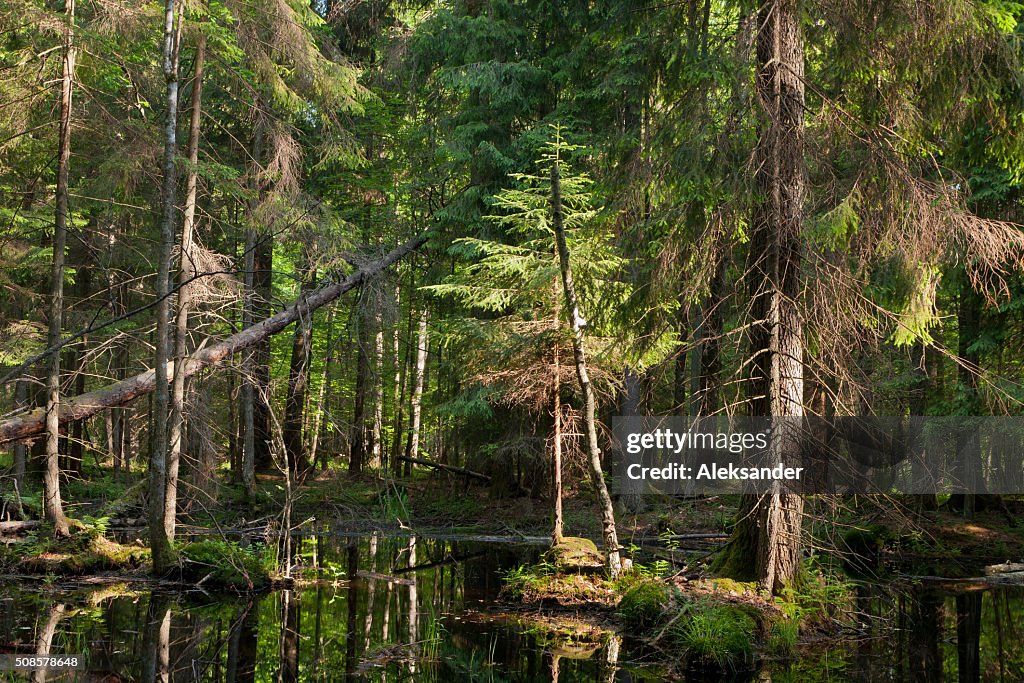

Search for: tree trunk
xmin=391 ymin=283 xmax=410 ymax=474
xmin=241 ymin=227 xmax=257 ymax=501
xmin=404 ymin=306 xmax=429 ymax=473
xmin=284 ymin=265 xmax=314 ymax=477
xmin=718 ymin=0 xmax=806 ymax=595
xmin=550 ymin=162 xmax=621 ymax=578
xmin=308 ymin=309 xmax=334 ymax=471
xmin=620 ymin=365 xmax=644 ymax=514
xmin=951 ymin=280 xmax=983 ymax=517
xmin=12 ymin=379 xmax=28 ymax=490
xmin=43 ymin=0 xmax=77 ymax=538
xmin=30 ymin=604 xmax=65 ymax=683
xmin=252 ymin=235 xmax=274 ymax=471
xmin=350 ymin=314 xmax=369 ymax=475
xmin=551 ymin=343 xmax=564 ymax=544
xmin=371 ymin=313 xmax=384 ymax=469
xmin=148 ymin=0 xmax=181 ymax=573
xmin=166 ymin=30 xmax=204 ymax=548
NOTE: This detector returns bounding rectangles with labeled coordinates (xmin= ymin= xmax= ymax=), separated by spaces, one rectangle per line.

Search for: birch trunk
xmin=404 ymin=307 xmax=429 ymax=471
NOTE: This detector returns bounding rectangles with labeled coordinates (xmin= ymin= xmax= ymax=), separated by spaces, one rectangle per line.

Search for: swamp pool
xmin=1 ymin=533 xmax=1022 ymax=681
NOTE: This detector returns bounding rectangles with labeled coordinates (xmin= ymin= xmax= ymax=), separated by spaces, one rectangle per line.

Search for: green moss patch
xmin=14 ymin=528 xmax=149 ymax=574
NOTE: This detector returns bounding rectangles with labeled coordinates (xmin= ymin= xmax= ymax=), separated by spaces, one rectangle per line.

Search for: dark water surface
xmin=1 ymin=533 xmax=1022 ymax=681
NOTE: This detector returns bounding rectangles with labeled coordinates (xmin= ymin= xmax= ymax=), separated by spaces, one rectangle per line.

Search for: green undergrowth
xmin=616 ymin=578 xmax=757 ymax=671
xmin=614 ymin=564 xmax=854 ymax=674
xmin=178 ymin=538 xmax=275 ymax=590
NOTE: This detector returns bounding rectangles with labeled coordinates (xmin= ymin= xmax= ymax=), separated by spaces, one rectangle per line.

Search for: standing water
xmin=0 ymin=533 xmax=1022 ymax=681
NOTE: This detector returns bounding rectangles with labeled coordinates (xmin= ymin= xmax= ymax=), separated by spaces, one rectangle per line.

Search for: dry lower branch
xmin=0 ymin=234 xmax=428 ymax=445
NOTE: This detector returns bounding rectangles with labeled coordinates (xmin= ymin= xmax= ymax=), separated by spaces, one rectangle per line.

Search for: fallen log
xmin=0 ymin=520 xmax=41 ymax=534
xmin=396 ymin=456 xmax=491 ymax=482
xmin=0 ymin=234 xmax=428 ymax=445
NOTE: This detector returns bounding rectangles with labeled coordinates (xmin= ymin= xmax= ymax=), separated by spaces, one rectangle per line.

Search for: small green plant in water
xmin=670 ymin=599 xmax=755 ymax=671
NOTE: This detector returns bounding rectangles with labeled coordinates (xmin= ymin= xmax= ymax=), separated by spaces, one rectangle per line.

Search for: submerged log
xmin=0 ymin=234 xmax=428 ymax=445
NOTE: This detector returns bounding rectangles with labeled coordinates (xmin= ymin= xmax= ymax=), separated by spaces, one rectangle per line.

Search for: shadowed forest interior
xmin=2 ymin=0 xmax=1024 ymax=680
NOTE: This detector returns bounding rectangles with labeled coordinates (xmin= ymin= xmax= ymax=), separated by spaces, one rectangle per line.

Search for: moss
xmin=16 ymin=527 xmax=149 ymax=574
xmin=179 ymin=539 xmax=274 ymax=590
xmin=617 ymin=580 xmax=670 ymax=629
xmin=547 ymin=537 xmax=604 ymax=573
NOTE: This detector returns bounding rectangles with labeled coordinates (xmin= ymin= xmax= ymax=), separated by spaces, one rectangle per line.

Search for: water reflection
xmin=1 ymin=535 xmax=1022 ymax=681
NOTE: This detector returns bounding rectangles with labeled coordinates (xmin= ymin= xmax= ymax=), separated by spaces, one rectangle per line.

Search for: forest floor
xmin=3 ymin=466 xmax=1024 ymax=578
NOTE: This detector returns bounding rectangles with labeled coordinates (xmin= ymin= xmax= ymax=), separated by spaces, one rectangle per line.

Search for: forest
xmin=1 ymin=0 xmax=1024 ymax=680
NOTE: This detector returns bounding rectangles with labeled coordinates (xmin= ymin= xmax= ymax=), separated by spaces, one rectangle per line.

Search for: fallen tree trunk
xmin=396 ymin=456 xmax=491 ymax=482
xmin=0 ymin=520 xmax=41 ymax=534
xmin=0 ymin=234 xmax=428 ymax=445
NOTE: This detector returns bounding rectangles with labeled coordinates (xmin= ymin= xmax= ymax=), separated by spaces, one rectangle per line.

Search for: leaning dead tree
xmin=0 ymin=234 xmax=428 ymax=445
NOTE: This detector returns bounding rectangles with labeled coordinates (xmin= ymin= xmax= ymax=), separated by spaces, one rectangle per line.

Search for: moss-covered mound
xmin=547 ymin=537 xmax=604 ymax=573
xmin=11 ymin=528 xmax=149 ymax=574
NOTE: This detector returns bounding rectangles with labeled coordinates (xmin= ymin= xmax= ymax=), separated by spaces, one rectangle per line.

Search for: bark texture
xmin=718 ymin=0 xmax=806 ymax=594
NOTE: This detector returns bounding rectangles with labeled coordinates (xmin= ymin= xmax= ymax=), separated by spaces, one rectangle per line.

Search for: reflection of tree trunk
xmin=907 ymin=588 xmax=943 ymax=683
xmin=956 ymin=593 xmax=982 ymax=683
xmin=602 ymin=633 xmax=621 ymax=683
xmin=141 ymin=595 xmax=171 ymax=683
xmin=236 ymin=602 xmax=259 ymax=683
xmin=545 ymin=651 xmax=560 ymax=683
xmin=31 ymin=603 xmax=65 ymax=683
xmin=407 ymin=535 xmax=418 ymax=676
xmin=364 ymin=534 xmax=378 ymax=651
xmin=226 ymin=602 xmax=250 ymax=683
xmin=279 ymin=590 xmax=300 ymax=683
xmin=345 ymin=541 xmax=359 ymax=680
